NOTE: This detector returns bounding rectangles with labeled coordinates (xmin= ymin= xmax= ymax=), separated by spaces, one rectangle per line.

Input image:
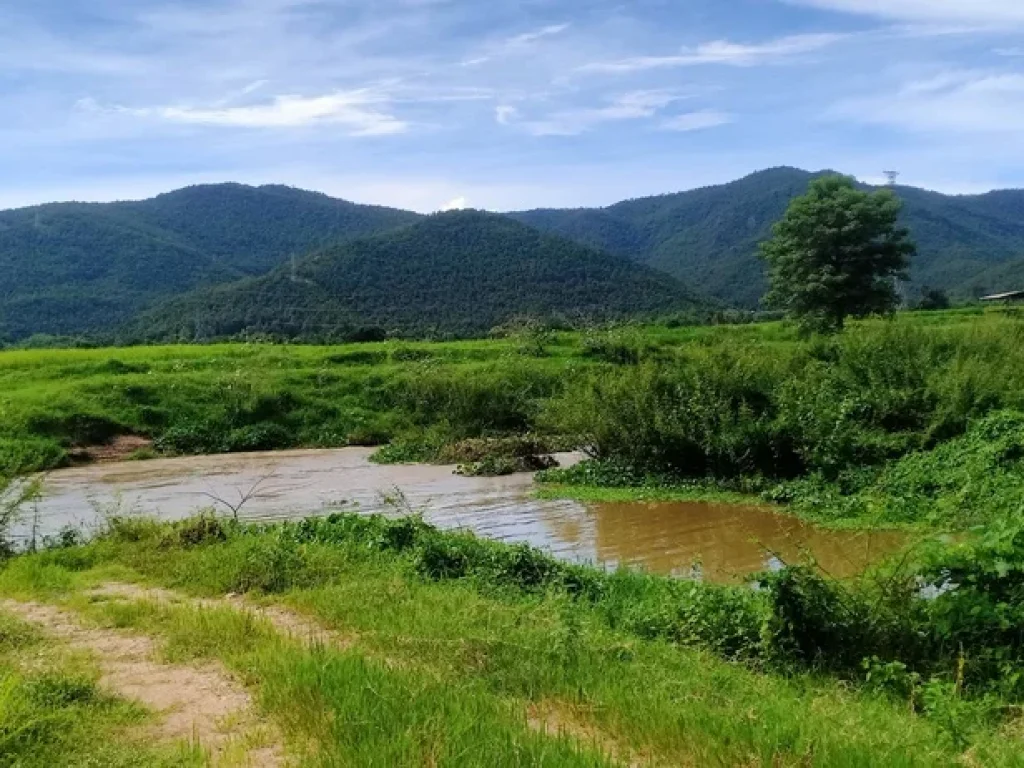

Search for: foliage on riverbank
xmin=4 ymin=512 xmax=1024 ymax=764
xmin=541 ymin=313 xmax=1024 ymax=529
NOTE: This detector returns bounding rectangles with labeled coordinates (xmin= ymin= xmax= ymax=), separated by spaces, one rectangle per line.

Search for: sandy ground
xmin=0 ymin=596 xmax=284 ymax=766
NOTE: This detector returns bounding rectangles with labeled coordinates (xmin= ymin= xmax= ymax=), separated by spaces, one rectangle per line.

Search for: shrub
xmin=174 ymin=514 xmax=228 ymax=547
xmin=224 ymin=422 xmax=292 ymax=452
xmin=154 ymin=421 xmax=223 ymax=455
xmin=229 ymin=534 xmax=306 ymax=593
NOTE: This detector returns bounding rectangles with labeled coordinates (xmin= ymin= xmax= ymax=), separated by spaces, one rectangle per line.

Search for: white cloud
xmin=109 ymin=91 xmax=409 ymax=135
xmin=996 ymin=48 xmax=1024 ymax=57
xmin=440 ymin=195 xmax=468 ymax=211
xmin=579 ymin=33 xmax=843 ymax=74
xmin=495 ymin=105 xmax=519 ymax=125
xmin=521 ymin=91 xmax=684 ymax=136
xmin=833 ymin=70 xmax=1024 ymax=133
xmin=458 ymin=22 xmax=570 ymax=67
xmin=661 ymin=110 xmax=732 ymax=131
xmin=782 ymin=1 xmax=1024 ymax=24
xmin=507 ymin=24 xmax=571 ymax=47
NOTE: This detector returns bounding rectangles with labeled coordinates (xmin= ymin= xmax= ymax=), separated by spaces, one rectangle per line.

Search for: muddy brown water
xmin=17 ymin=448 xmax=903 ymax=583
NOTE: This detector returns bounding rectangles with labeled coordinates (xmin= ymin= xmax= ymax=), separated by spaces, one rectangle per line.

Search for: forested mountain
xmin=4 ymin=169 xmax=1024 ymax=343
xmin=511 ymin=168 xmax=1024 ymax=307
xmin=132 ymin=211 xmax=707 ymax=341
xmin=0 ymin=185 xmax=420 ymax=341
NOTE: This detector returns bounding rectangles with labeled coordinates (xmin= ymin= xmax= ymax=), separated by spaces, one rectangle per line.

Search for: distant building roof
xmin=981 ymin=290 xmax=1024 ymax=302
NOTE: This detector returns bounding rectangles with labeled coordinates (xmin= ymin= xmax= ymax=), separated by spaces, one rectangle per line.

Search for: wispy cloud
xmin=783 ymin=1 xmax=1024 ymax=24
xmin=507 ymin=24 xmax=571 ymax=47
xmin=495 ymin=105 xmax=519 ymax=125
xmin=6 ymin=0 xmax=1024 ymax=212
xmin=459 ymin=22 xmax=570 ymax=67
xmin=513 ymin=91 xmax=685 ymax=136
xmin=91 ymin=91 xmax=409 ymax=136
xmin=832 ymin=70 xmax=1024 ymax=133
xmin=661 ymin=110 xmax=733 ymax=132
xmin=579 ymin=33 xmax=843 ymax=74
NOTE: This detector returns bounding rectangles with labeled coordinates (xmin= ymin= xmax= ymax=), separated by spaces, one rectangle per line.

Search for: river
xmin=16 ymin=448 xmax=903 ymax=583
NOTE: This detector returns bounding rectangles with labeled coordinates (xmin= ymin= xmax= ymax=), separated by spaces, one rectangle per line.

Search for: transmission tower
xmin=884 ymin=170 xmax=900 ymax=187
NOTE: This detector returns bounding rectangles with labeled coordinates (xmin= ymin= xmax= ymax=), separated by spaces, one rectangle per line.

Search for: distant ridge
xmin=131 ymin=210 xmax=708 ymax=341
xmin=3 ymin=169 xmax=1024 ymax=342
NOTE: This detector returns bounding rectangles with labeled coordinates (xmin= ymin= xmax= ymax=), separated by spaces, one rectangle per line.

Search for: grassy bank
xmin=2 ymin=309 xmax=1023 ymax=532
xmin=3 ymin=512 xmax=1024 ymax=765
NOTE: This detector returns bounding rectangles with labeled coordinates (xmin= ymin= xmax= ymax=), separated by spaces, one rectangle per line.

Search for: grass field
xmin=2 ymin=513 xmax=1024 ymax=767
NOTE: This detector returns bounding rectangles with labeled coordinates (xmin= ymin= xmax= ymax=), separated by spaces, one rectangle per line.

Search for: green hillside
xmin=0 ymin=185 xmax=420 ymax=341
xmin=132 ymin=210 xmax=707 ymax=341
xmin=5 ymin=170 xmax=1024 ymax=342
xmin=511 ymin=168 xmax=1024 ymax=307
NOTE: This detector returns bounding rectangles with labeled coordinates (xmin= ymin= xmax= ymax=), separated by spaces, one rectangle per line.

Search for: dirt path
xmin=527 ymin=700 xmax=660 ymax=768
xmin=88 ymin=582 xmax=354 ymax=650
xmin=0 ymin=598 xmax=285 ymax=767
xmin=85 ymin=582 xmax=656 ymax=767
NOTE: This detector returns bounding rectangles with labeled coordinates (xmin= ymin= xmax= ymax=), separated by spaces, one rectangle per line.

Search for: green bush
xmin=224 ymin=422 xmax=292 ymax=452
xmin=782 ymin=411 xmax=1024 ymax=526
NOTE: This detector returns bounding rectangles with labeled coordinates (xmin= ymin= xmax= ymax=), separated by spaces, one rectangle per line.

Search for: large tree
xmin=760 ymin=175 xmax=915 ymax=333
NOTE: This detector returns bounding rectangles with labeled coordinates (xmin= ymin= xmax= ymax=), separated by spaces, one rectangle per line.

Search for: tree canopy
xmin=760 ymin=175 xmax=916 ymax=333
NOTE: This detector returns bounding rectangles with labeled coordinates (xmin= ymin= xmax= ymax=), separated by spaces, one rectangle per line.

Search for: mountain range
xmin=1 ymin=168 xmax=1023 ymax=342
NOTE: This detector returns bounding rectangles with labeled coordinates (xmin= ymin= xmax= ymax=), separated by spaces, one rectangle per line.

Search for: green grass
xmin=4 ymin=309 xmax=1024 ymax=763
xmin=4 ymin=513 xmax=1024 ymax=766
xmin=535 ymin=483 xmax=762 ymax=506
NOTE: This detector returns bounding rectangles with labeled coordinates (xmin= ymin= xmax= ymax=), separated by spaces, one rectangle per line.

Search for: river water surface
xmin=22 ymin=448 xmax=903 ymax=583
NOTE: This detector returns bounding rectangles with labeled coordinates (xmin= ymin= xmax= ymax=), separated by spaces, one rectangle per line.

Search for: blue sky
xmin=3 ymin=0 xmax=1024 ymax=211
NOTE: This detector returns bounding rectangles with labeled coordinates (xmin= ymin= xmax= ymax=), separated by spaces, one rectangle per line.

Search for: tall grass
xmin=3 ymin=310 xmax=1023 ymax=528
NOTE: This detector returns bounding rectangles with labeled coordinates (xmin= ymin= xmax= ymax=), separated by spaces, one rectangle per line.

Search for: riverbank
xmin=2 ymin=512 xmax=1022 ymax=766
xmin=3 ymin=310 xmax=1022 ymax=535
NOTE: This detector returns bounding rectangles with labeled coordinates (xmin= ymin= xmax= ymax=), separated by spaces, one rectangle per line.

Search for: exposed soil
xmin=4 ymin=582 xmax=665 ymax=766
xmin=70 ymin=435 xmax=155 ymax=464
xmin=91 ymin=583 xmax=647 ymax=764
xmin=527 ymin=700 xmax=660 ymax=768
xmin=0 ymin=597 xmax=284 ymax=766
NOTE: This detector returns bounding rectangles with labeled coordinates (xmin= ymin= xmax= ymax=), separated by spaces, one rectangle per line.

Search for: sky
xmin=3 ymin=0 xmax=1024 ymax=212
